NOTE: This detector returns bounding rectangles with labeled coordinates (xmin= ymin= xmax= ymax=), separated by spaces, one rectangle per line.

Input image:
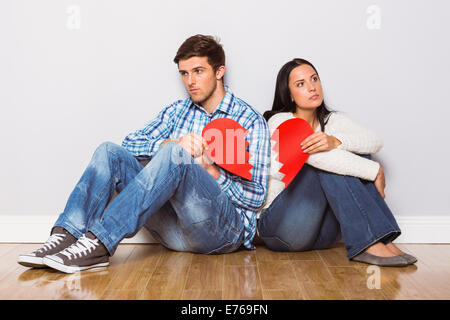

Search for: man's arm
xmin=121 ymin=103 xmax=177 ymax=157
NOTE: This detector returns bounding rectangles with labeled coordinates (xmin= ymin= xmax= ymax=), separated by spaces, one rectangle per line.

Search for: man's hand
xmin=177 ymin=132 xmax=208 ymax=158
xmin=194 ymin=152 xmax=220 ymax=179
xmin=170 ymin=132 xmax=220 ymax=179
xmin=301 ymin=132 xmax=341 ymax=154
xmin=374 ymin=166 xmax=386 ymax=199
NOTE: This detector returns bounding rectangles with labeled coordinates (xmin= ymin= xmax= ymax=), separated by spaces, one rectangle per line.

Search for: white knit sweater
xmin=259 ymin=111 xmax=383 ymax=212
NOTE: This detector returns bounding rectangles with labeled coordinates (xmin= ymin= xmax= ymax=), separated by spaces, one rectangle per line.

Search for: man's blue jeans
xmin=257 ymin=156 xmax=401 ymax=259
xmin=53 ymin=141 xmax=244 ymax=256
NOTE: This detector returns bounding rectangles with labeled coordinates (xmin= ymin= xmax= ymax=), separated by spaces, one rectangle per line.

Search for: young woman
xmin=257 ymin=58 xmax=416 ymax=267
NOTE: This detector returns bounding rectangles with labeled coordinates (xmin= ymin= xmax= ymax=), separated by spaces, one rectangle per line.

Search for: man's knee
xmin=94 ymin=141 xmax=121 ymax=156
xmin=91 ymin=142 xmax=132 ymax=168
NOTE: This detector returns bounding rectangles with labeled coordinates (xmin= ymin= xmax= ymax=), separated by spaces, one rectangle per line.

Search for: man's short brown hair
xmin=173 ymin=34 xmax=225 ymax=72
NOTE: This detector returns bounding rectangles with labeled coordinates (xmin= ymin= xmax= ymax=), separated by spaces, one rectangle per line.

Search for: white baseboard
xmin=0 ymin=215 xmax=449 ymax=244
xmin=0 ymin=214 xmax=158 ymax=244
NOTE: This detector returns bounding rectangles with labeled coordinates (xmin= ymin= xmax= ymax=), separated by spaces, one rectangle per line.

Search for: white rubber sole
xmin=43 ymin=256 xmax=109 ymax=274
xmin=17 ymin=254 xmax=46 ymax=268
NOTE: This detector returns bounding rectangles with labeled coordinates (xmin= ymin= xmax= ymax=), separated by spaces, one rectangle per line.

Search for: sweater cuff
xmin=333 ymin=133 xmax=347 ymax=151
xmin=366 ymin=160 xmax=381 ymax=181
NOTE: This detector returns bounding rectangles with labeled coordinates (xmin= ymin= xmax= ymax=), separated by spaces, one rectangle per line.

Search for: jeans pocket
xmin=181 ymin=219 xmax=210 ymax=249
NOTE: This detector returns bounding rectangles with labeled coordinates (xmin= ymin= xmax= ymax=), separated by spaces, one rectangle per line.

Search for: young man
xmin=18 ymin=34 xmax=271 ymax=273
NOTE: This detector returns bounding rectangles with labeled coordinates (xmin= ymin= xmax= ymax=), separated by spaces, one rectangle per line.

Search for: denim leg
xmin=257 ymin=164 xmax=340 ymax=251
xmin=317 ymin=170 xmax=401 ymax=259
xmin=53 ymin=142 xmax=144 ymax=239
xmin=356 ymin=155 xmax=401 ymax=244
xmin=361 ymin=180 xmax=401 ymax=244
xmin=89 ymin=142 xmax=244 ymax=256
xmin=143 ymin=201 xmax=190 ymax=252
xmin=311 ymin=205 xmax=342 ymax=250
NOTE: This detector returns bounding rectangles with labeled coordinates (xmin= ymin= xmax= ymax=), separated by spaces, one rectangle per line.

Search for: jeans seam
xmin=259 ymin=235 xmax=293 ymax=251
xmin=342 ymin=176 xmax=376 ymax=240
xmin=94 ymin=145 xmax=121 ymax=223
xmin=206 ymin=240 xmax=237 ymax=254
xmin=91 ymin=177 xmax=115 ymax=224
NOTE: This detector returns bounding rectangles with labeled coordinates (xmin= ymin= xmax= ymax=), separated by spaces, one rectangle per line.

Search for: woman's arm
xmin=307 ymin=148 xmax=380 ymax=181
xmin=326 ymin=112 xmax=383 ymax=154
xmin=268 ymin=113 xmax=381 ymax=181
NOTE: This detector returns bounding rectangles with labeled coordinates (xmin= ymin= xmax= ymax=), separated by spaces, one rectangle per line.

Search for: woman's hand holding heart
xmin=301 ymin=132 xmax=342 ymax=154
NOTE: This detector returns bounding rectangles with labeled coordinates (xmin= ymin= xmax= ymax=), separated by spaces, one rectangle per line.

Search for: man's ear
xmin=216 ymin=65 xmax=226 ymax=81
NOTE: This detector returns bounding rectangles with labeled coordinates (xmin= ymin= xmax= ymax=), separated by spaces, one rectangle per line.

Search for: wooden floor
xmin=1 ymin=243 xmax=450 ymax=300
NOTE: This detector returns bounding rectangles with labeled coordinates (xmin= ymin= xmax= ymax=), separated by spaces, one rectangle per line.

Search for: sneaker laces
xmin=37 ymin=233 xmax=66 ymax=253
xmin=60 ymin=235 xmax=99 ymax=260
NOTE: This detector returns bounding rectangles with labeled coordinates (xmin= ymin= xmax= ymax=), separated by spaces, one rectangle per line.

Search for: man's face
xmin=178 ymin=56 xmax=221 ymax=105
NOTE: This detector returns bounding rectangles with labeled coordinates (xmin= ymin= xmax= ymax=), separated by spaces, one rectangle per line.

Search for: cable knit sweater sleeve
xmin=307 ymin=149 xmax=380 ymax=181
xmin=327 ymin=112 xmax=383 ymax=154
xmin=268 ymin=112 xmax=381 ymax=182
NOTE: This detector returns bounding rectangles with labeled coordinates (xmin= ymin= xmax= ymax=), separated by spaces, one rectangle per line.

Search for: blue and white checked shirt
xmin=121 ymin=86 xmax=271 ymax=249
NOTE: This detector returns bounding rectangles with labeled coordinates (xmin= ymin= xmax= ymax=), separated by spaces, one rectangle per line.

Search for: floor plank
xmin=140 ymin=250 xmax=193 ymax=300
xmin=262 ymin=289 xmax=304 ymax=300
xmin=182 ymin=254 xmax=224 ymax=300
xmin=257 ymin=260 xmax=298 ymax=291
xmin=327 ymin=266 xmax=386 ymax=300
xmin=223 ymin=265 xmax=263 ymax=300
xmin=291 ymin=260 xmax=345 ymax=300
xmin=103 ymin=244 xmax=162 ymax=292
xmin=224 ymin=248 xmax=257 ymax=266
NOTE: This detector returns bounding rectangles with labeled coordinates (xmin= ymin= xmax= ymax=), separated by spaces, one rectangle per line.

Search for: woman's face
xmin=288 ymin=64 xmax=324 ymax=111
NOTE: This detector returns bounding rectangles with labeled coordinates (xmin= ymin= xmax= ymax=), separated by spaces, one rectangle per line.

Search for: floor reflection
xmin=17 ymin=267 xmax=111 ymax=299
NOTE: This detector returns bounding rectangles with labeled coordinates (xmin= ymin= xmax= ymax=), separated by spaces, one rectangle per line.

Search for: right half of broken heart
xmin=271 ymin=118 xmax=314 ymax=188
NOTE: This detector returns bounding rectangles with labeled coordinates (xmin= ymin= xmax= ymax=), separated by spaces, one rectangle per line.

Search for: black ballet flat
xmin=351 ymin=252 xmax=411 ymax=267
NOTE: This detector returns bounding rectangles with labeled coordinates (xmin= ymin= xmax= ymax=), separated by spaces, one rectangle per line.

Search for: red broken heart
xmin=202 ymin=118 xmax=253 ymax=180
xmin=271 ymin=118 xmax=314 ymax=188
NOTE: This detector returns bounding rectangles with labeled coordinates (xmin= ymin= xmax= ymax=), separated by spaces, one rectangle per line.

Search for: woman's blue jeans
xmin=257 ymin=156 xmax=401 ymax=259
xmin=53 ymin=141 xmax=244 ymax=256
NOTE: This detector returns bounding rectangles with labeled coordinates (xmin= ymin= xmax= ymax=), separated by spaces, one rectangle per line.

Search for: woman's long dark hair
xmin=263 ymin=58 xmax=333 ymax=131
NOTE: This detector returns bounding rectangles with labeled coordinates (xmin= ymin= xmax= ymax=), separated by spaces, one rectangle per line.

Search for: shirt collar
xmin=189 ymin=85 xmax=234 ymax=116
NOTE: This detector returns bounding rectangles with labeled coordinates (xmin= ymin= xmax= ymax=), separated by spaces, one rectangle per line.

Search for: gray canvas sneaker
xmin=43 ymin=232 xmax=109 ymax=273
xmin=17 ymin=226 xmax=77 ymax=268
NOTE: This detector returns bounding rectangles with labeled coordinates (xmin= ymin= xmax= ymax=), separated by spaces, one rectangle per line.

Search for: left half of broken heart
xmin=202 ymin=118 xmax=253 ymax=180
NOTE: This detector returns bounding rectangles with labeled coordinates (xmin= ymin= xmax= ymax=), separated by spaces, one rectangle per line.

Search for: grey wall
xmin=1 ymin=0 xmax=449 ymax=219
